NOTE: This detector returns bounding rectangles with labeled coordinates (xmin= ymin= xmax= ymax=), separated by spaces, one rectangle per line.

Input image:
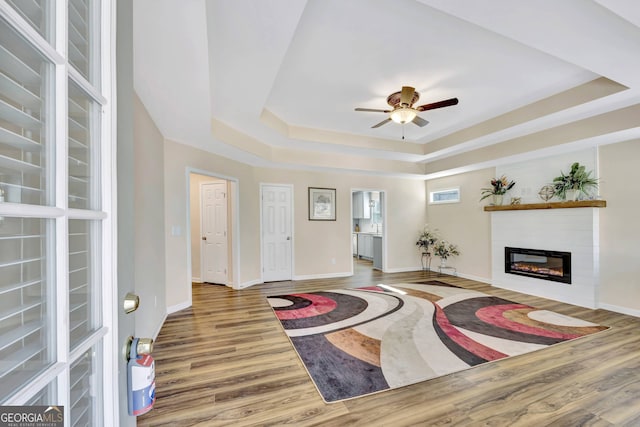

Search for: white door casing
xmin=261 ymin=185 xmax=293 ymax=282
xmin=351 ymin=189 xmax=386 ymax=273
xmin=202 ymin=182 xmax=228 ymax=284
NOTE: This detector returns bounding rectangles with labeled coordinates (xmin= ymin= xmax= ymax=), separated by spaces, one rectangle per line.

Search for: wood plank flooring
xmin=138 ymin=260 xmax=640 ymax=426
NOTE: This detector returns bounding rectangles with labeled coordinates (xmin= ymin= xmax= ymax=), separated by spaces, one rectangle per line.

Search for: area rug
xmin=267 ymin=281 xmax=608 ymax=403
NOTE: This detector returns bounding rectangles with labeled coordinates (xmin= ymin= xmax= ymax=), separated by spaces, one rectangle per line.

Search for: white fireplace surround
xmin=491 ymin=208 xmax=599 ymax=308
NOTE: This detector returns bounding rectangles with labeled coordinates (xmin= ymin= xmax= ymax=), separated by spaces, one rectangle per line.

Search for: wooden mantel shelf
xmin=484 ymin=200 xmax=606 ymax=212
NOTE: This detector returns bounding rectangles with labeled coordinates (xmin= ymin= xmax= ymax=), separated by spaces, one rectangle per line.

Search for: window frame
xmin=0 ymin=0 xmax=117 ymax=423
xmin=429 ymin=187 xmax=461 ymax=205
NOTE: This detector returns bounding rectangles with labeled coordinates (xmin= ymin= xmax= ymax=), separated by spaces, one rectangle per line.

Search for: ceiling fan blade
xmin=400 ymin=86 xmax=415 ymax=106
xmin=416 ymin=97 xmax=459 ymax=112
xmin=371 ymin=118 xmax=392 ymax=128
xmin=355 ymin=107 xmax=391 ymax=113
xmin=412 ymin=116 xmax=429 ymax=127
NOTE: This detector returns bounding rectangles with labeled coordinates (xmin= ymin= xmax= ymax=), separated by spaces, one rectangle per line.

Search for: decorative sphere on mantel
xmin=538 ymin=185 xmax=555 ymax=202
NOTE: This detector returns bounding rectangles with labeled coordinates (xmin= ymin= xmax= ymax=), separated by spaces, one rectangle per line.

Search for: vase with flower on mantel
xmin=440 ymin=258 xmax=447 ymax=268
xmin=491 ymin=194 xmax=503 ymax=205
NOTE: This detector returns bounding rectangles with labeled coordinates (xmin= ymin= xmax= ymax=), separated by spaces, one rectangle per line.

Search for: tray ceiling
xmin=133 ymin=0 xmax=640 ymax=178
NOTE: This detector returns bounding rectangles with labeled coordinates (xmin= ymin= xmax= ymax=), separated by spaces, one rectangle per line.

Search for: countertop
xmin=353 ymin=231 xmax=382 ymax=236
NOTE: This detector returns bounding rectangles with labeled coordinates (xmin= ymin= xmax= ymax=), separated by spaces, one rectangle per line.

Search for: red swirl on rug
xmin=475 ymin=304 xmax=581 ymax=339
xmin=274 ymin=293 xmax=338 ymax=320
xmin=435 ymin=303 xmax=507 ymax=361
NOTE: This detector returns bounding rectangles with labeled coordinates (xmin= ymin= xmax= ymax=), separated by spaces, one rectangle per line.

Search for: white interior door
xmin=262 ymin=185 xmax=292 ymax=282
xmin=202 ymin=182 xmax=228 ymax=284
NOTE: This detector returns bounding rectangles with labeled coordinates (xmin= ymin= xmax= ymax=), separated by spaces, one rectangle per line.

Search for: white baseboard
xmin=192 ymin=277 xmax=203 ymax=283
xmin=383 ymin=266 xmax=424 ymax=273
xmin=384 ymin=267 xmax=492 ymax=284
xmin=233 ymin=272 xmax=354 ymax=289
xmin=152 ymin=312 xmax=167 ymax=340
xmin=293 ymin=272 xmax=352 ymax=281
xmin=167 ymin=300 xmax=191 ymax=314
xmin=599 ymin=303 xmax=640 ymax=318
xmin=457 ymin=272 xmax=492 ymax=284
xmin=234 ymin=278 xmax=263 ymax=290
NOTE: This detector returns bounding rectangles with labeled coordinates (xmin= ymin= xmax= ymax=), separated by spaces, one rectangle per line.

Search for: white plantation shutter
xmin=0 ymin=17 xmax=53 ymax=207
xmin=68 ymin=219 xmax=101 ymax=350
xmin=5 ymin=0 xmax=53 ymax=42
xmin=0 ymin=12 xmax=55 ymax=396
xmin=0 ymin=0 xmax=115 ymax=425
xmin=68 ymin=79 xmax=100 ymax=210
xmin=0 ymin=217 xmax=54 ymax=393
xmin=69 ymin=345 xmax=102 ymax=424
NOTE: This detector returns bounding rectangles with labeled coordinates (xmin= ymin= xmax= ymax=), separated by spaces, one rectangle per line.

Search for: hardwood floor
xmin=138 ymin=259 xmax=640 ymax=426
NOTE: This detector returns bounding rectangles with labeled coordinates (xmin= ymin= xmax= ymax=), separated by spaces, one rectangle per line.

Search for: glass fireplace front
xmin=505 ymin=247 xmax=571 ymax=284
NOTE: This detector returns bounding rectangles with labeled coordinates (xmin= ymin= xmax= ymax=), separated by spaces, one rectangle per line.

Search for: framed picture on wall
xmin=308 ymin=187 xmax=336 ymax=221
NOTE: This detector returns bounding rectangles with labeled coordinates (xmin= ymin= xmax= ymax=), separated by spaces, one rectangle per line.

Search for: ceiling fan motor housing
xmin=387 ymin=90 xmax=420 ymax=107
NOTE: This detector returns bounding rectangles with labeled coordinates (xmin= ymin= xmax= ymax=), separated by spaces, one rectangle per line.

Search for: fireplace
xmin=505 ymin=247 xmax=571 ymax=284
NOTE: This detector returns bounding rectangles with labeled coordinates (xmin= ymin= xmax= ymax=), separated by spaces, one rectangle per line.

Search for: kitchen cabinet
xmin=352 ymin=233 xmax=357 ymax=256
xmin=353 ymin=192 xmax=371 ymax=219
xmin=373 ymin=235 xmax=382 ymax=270
xmin=357 ymin=233 xmax=373 ymax=259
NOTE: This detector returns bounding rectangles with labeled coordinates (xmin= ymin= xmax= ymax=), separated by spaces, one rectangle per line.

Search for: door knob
xmin=286 ymin=236 xmax=291 ymax=240
xmin=123 ymin=336 xmax=154 ymax=361
xmin=136 ymin=338 xmax=154 ymax=355
xmin=202 ymin=236 xmax=206 ymax=241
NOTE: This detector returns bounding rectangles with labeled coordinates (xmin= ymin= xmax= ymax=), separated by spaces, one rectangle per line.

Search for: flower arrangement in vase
xmin=432 ymin=240 xmax=460 ymax=267
xmin=416 ymin=225 xmax=438 ymax=254
xmin=552 ymin=162 xmax=598 ymax=201
xmin=480 ymin=176 xmax=516 ymax=205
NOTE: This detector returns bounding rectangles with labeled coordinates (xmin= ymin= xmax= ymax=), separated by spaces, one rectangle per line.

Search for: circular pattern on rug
xmin=442 ymin=296 xmax=582 ymax=345
xmin=268 ymin=297 xmax=295 ymax=308
xmin=269 ymin=290 xmax=402 ymax=332
xmin=526 ymin=309 xmax=599 ymax=327
xmin=270 ymin=293 xmax=337 ymax=320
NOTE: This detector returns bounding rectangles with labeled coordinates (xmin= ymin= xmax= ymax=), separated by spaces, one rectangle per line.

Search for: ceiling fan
xmin=355 ymin=86 xmax=459 ymax=128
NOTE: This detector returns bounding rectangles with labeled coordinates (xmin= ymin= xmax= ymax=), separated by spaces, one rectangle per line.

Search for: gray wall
xmin=133 ymin=94 xmax=167 ymax=337
xmin=599 ymin=140 xmax=640 ymax=314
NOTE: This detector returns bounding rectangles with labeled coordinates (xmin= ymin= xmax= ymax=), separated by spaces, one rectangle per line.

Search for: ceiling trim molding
xmin=423 ymin=77 xmax=627 ymax=155
xmin=425 ymin=103 xmax=640 ymax=175
xmin=424 ymin=130 xmax=640 ymax=181
xmin=260 ymin=108 xmax=424 ymax=155
xmin=212 ymin=117 xmax=425 ymax=175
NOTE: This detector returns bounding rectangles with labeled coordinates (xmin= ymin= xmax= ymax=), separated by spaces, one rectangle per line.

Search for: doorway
xmin=188 ymin=172 xmax=237 ymax=289
xmin=351 ymin=189 xmax=385 ymax=272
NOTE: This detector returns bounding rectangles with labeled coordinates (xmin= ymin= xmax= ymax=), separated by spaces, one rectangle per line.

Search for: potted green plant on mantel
xmin=553 ymin=162 xmax=598 ymax=201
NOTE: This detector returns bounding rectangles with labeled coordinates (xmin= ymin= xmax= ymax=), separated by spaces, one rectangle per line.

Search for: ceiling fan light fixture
xmin=355 ymin=87 xmax=456 ymax=129
xmin=390 ymin=107 xmax=417 ymax=124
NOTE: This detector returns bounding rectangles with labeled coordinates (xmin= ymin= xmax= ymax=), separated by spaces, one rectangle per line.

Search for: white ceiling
xmin=133 ymin=0 xmax=640 ymax=178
